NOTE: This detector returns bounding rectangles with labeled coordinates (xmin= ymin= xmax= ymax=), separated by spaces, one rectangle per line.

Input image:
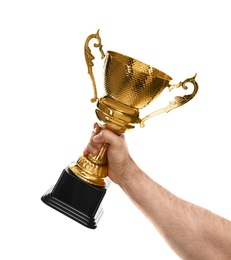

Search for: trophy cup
xmin=41 ymin=29 xmax=199 ymax=229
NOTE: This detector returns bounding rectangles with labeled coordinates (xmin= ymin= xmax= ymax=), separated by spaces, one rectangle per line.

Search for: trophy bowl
xmin=103 ymin=51 xmax=173 ymax=108
xmin=95 ymin=49 xmax=198 ymax=133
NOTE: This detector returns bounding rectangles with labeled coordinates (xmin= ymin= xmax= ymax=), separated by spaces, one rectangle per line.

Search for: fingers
xmin=84 ymin=122 xmax=126 ymax=157
xmin=93 ymin=127 xmax=122 ymax=148
xmin=84 ymin=123 xmax=103 ymax=157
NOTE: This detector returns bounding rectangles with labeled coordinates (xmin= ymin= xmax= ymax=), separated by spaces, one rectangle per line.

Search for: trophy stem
xmin=88 ymin=143 xmax=109 ymax=165
xmin=69 ymin=143 xmax=109 ymax=187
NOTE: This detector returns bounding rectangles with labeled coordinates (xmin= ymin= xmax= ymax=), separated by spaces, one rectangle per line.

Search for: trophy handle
xmin=84 ymin=29 xmax=105 ymax=103
xmin=140 ymin=74 xmax=199 ymax=127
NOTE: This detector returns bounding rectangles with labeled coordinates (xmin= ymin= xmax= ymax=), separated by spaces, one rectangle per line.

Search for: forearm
xmin=119 ymin=162 xmax=231 ymax=259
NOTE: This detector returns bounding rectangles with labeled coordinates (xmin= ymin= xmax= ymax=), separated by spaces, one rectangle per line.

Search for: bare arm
xmin=85 ymin=123 xmax=231 ymax=260
xmin=119 ymin=164 xmax=231 ymax=259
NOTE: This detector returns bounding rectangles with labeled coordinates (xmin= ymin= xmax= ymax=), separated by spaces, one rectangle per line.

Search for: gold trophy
xmin=41 ymin=29 xmax=199 ymax=229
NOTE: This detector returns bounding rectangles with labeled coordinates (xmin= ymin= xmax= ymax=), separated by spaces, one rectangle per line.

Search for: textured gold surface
xmin=69 ymin=30 xmax=199 ymax=186
xmin=103 ymin=51 xmax=172 ymax=109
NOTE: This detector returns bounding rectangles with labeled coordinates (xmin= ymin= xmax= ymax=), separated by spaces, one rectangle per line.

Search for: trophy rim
xmin=107 ymin=50 xmax=173 ymax=81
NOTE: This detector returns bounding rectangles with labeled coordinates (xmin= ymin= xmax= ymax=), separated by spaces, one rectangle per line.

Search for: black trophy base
xmin=41 ymin=165 xmax=110 ymax=229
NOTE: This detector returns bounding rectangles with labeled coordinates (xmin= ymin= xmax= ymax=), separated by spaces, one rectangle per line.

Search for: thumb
xmin=93 ymin=128 xmax=120 ymax=146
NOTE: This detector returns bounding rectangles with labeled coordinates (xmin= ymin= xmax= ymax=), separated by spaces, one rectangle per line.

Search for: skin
xmin=84 ymin=122 xmax=231 ymax=260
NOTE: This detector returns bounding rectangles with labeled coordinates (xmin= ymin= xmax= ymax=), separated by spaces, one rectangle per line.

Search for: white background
xmin=1 ymin=0 xmax=231 ymax=259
